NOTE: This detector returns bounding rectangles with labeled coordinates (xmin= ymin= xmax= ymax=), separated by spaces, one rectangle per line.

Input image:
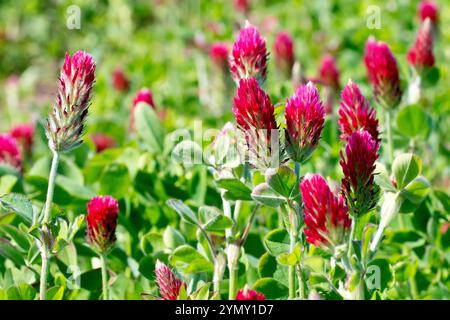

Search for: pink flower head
xmin=86 ymin=196 xmax=119 ymax=253
xmin=130 ymin=88 xmax=156 ymax=130
xmin=0 ymin=134 xmax=21 ymax=172
xmin=210 ymin=42 xmax=230 ymax=70
xmin=273 ymin=31 xmax=295 ymax=76
xmin=319 ymin=54 xmax=340 ymax=90
xmin=112 ymin=67 xmax=130 ymax=92
xmin=418 ymin=0 xmax=438 ymax=24
xmin=10 ymin=123 xmax=34 ymax=155
xmin=340 ymin=130 xmax=379 ymax=217
xmin=300 ymin=174 xmax=351 ymax=249
xmin=235 ymin=286 xmax=265 ymax=300
xmin=233 ymin=77 xmax=279 ymax=169
xmin=234 ymin=0 xmax=251 ymax=14
xmin=229 ymin=22 xmax=268 ymax=85
xmin=155 ymin=260 xmax=185 ymax=300
xmin=90 ymin=134 xmax=116 ymax=153
xmin=407 ymin=18 xmax=435 ymax=71
xmin=47 ymin=51 xmax=96 ymax=152
xmin=364 ymin=37 xmax=402 ymax=108
xmin=133 ymin=88 xmax=155 ymax=108
xmin=338 ymin=80 xmax=379 ymax=145
xmin=285 ymin=82 xmax=325 ymax=163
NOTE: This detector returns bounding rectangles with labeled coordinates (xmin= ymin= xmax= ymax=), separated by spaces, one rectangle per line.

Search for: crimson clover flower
xmin=300 ymin=174 xmax=351 ymax=250
xmin=46 ymin=51 xmax=95 ymax=152
xmin=0 ymin=133 xmax=21 ymax=172
xmin=340 ymin=130 xmax=380 ymax=217
xmin=229 ymin=21 xmax=268 ymax=85
xmin=130 ymin=88 xmax=156 ymax=130
xmin=285 ymin=82 xmax=325 ymax=163
xmin=46 ymin=51 xmax=96 ymax=152
xmin=364 ymin=37 xmax=402 ymax=108
xmin=233 ymin=77 xmax=281 ymax=169
xmin=155 ymin=260 xmax=185 ymax=300
xmin=273 ymin=31 xmax=295 ymax=76
xmin=338 ymin=80 xmax=379 ymax=145
xmin=319 ymin=54 xmax=340 ymax=90
xmin=86 ymin=195 xmax=119 ymax=253
xmin=235 ymin=286 xmax=265 ymax=300
xmin=90 ymin=134 xmax=116 ymax=153
xmin=10 ymin=123 xmax=35 ymax=156
xmin=210 ymin=42 xmax=230 ymax=70
xmin=407 ymin=18 xmax=435 ymax=72
xmin=418 ymin=0 xmax=438 ymax=24
xmin=112 ymin=67 xmax=130 ymax=92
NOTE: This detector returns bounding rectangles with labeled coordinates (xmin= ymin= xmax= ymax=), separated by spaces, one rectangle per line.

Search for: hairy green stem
xmin=39 ymin=150 xmax=60 ymax=300
xmin=288 ymin=233 xmax=296 ymax=299
xmin=100 ymin=253 xmax=109 ymax=300
xmin=347 ymin=217 xmax=358 ymax=262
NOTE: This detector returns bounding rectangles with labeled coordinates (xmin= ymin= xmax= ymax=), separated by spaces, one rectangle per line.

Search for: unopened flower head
xmin=46 ymin=51 xmax=96 ymax=152
xmin=90 ymin=134 xmax=116 ymax=153
xmin=229 ymin=21 xmax=268 ymax=85
xmin=86 ymin=195 xmax=119 ymax=253
xmin=340 ymin=130 xmax=380 ymax=217
xmin=10 ymin=123 xmax=34 ymax=156
xmin=300 ymin=174 xmax=351 ymax=251
xmin=233 ymin=77 xmax=280 ymax=169
xmin=235 ymin=286 xmax=265 ymax=300
xmin=155 ymin=260 xmax=185 ymax=300
xmin=407 ymin=18 xmax=435 ymax=72
xmin=418 ymin=0 xmax=438 ymax=24
xmin=364 ymin=37 xmax=402 ymax=108
xmin=210 ymin=42 xmax=230 ymax=70
xmin=112 ymin=67 xmax=130 ymax=92
xmin=0 ymin=134 xmax=21 ymax=172
xmin=319 ymin=54 xmax=340 ymax=90
xmin=130 ymin=88 xmax=156 ymax=130
xmin=273 ymin=31 xmax=295 ymax=76
xmin=338 ymin=80 xmax=379 ymax=145
xmin=285 ymin=82 xmax=325 ymax=163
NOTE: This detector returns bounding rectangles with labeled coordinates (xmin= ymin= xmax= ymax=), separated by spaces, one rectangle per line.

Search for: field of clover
xmin=0 ymin=0 xmax=449 ymax=300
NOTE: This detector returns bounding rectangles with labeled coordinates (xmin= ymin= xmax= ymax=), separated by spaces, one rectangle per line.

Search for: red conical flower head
xmin=364 ymin=37 xmax=402 ymax=108
xmin=273 ymin=31 xmax=295 ymax=76
xmin=407 ymin=18 xmax=435 ymax=71
xmin=0 ymin=134 xmax=21 ymax=172
xmin=229 ymin=22 xmax=268 ymax=85
xmin=235 ymin=286 xmax=265 ymax=300
xmin=338 ymin=80 xmax=379 ymax=145
xmin=300 ymin=174 xmax=351 ymax=250
xmin=340 ymin=130 xmax=380 ymax=217
xmin=285 ymin=82 xmax=325 ymax=163
xmin=155 ymin=260 xmax=185 ymax=300
xmin=86 ymin=196 xmax=119 ymax=253
xmin=319 ymin=54 xmax=340 ymax=90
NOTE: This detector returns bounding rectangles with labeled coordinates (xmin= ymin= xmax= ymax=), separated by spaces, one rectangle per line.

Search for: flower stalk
xmin=100 ymin=253 xmax=109 ymax=300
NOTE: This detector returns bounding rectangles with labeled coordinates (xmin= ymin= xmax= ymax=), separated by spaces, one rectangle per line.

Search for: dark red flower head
xmin=235 ymin=286 xmax=265 ymax=300
xmin=407 ymin=18 xmax=435 ymax=71
xmin=285 ymin=82 xmax=325 ymax=163
xmin=112 ymin=67 xmax=130 ymax=92
xmin=155 ymin=260 xmax=185 ymax=300
xmin=364 ymin=37 xmax=402 ymax=108
xmin=210 ymin=42 xmax=230 ymax=70
xmin=86 ymin=196 xmax=119 ymax=253
xmin=133 ymin=88 xmax=155 ymax=108
xmin=47 ymin=51 xmax=96 ymax=152
xmin=234 ymin=0 xmax=251 ymax=14
xmin=273 ymin=31 xmax=295 ymax=76
xmin=233 ymin=77 xmax=279 ymax=169
xmin=319 ymin=54 xmax=340 ymax=90
xmin=10 ymin=123 xmax=34 ymax=156
xmin=229 ymin=22 xmax=268 ymax=85
xmin=418 ymin=0 xmax=438 ymax=24
xmin=338 ymin=80 xmax=379 ymax=145
xmin=0 ymin=134 xmax=21 ymax=172
xmin=300 ymin=174 xmax=351 ymax=250
xmin=340 ymin=130 xmax=379 ymax=217
xmin=90 ymin=134 xmax=116 ymax=153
